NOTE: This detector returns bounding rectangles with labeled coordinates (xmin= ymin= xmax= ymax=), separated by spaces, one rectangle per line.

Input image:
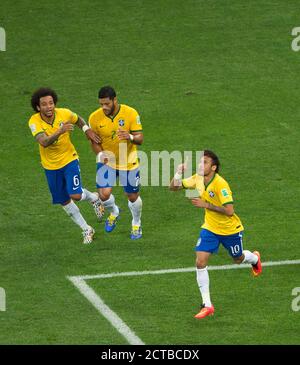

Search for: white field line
xmin=69 ymin=259 xmax=300 ymax=280
xmin=67 ymin=259 xmax=300 ymax=345
xmin=68 ymin=276 xmax=145 ymax=345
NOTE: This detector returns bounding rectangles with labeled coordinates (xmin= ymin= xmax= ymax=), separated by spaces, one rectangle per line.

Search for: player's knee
xmin=233 ymin=255 xmax=244 ymax=264
xmin=126 ymin=192 xmax=139 ymax=202
xmin=70 ymin=193 xmax=82 ymax=201
xmin=196 ymin=258 xmax=207 ymax=269
xmin=100 ymin=191 xmax=111 ymax=201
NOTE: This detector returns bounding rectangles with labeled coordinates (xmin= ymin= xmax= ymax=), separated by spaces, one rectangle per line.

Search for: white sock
xmin=196 ymin=267 xmax=212 ymax=307
xmin=242 ymin=250 xmax=258 ymax=265
xmin=80 ymin=188 xmax=98 ymax=203
xmin=128 ymin=196 xmax=142 ymax=226
xmin=62 ymin=200 xmax=89 ymax=231
xmin=102 ymin=194 xmax=119 ymax=216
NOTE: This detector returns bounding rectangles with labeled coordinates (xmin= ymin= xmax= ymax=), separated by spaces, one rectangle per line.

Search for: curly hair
xmin=31 ymin=87 xmax=58 ymax=112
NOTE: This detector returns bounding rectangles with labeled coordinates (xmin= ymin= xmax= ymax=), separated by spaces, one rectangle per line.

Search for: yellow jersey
xmin=182 ymin=173 xmax=244 ymax=235
xmin=28 ymin=108 xmax=79 ymax=170
xmin=88 ymin=104 xmax=143 ymax=170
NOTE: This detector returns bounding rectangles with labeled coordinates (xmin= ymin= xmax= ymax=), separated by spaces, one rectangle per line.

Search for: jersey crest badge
xmin=118 ymin=119 xmax=125 ymax=127
xmin=221 ymin=188 xmax=229 ymax=197
xmin=30 ymin=124 xmax=36 ymax=133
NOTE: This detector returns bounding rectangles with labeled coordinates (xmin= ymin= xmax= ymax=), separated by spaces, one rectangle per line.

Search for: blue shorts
xmin=195 ymin=228 xmax=244 ymax=258
xmin=44 ymin=159 xmax=83 ymax=204
xmin=96 ymin=163 xmax=140 ymax=194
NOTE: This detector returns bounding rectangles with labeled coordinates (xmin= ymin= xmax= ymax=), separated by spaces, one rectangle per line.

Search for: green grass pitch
xmin=0 ymin=0 xmax=299 ymax=344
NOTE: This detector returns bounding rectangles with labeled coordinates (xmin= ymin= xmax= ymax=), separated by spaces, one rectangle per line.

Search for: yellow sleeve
xmin=28 ymin=118 xmax=44 ymax=138
xmin=67 ymin=109 xmax=78 ymax=124
xmin=60 ymin=108 xmax=78 ymax=124
xmin=129 ymin=109 xmax=143 ymax=133
xmin=182 ymin=175 xmax=196 ymax=189
xmin=217 ymin=181 xmax=234 ymax=206
xmin=88 ymin=112 xmax=95 ymax=130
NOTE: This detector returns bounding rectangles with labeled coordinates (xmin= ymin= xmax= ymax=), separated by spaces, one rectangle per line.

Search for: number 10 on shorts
xmin=230 ymin=244 xmax=241 ymax=256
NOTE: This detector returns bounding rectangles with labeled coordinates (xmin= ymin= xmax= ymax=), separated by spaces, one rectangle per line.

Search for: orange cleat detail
xmin=194 ymin=304 xmax=215 ymax=319
xmin=252 ymin=251 xmax=262 ymax=277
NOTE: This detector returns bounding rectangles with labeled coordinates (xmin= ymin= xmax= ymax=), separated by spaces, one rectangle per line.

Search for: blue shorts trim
xmin=44 ymin=159 xmax=83 ymax=204
xmin=195 ymin=228 xmax=244 ymax=258
xmin=96 ymin=163 xmax=140 ymax=194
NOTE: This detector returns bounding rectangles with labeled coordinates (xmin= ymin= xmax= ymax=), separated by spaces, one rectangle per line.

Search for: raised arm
xmin=169 ymin=162 xmax=187 ymax=191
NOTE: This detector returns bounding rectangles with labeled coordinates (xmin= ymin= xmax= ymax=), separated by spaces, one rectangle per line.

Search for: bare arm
xmin=35 ymin=123 xmax=73 ymax=147
xmin=116 ymin=130 xmax=143 ymax=145
xmin=90 ymin=141 xmax=111 ymax=164
xmin=169 ymin=162 xmax=188 ymax=191
xmin=90 ymin=141 xmax=103 ymax=155
xmin=76 ymin=115 xmax=101 ymax=144
xmin=190 ymin=199 xmax=235 ymax=217
xmin=75 ymin=115 xmax=86 ymax=129
xmin=169 ymin=176 xmax=183 ymax=191
xmin=130 ymin=132 xmax=143 ymax=145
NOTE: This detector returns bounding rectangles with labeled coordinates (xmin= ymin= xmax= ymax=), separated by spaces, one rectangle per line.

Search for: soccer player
xmin=88 ymin=86 xmax=143 ymax=239
xmin=28 ymin=87 xmax=104 ymax=244
xmin=170 ymin=150 xmax=262 ymax=319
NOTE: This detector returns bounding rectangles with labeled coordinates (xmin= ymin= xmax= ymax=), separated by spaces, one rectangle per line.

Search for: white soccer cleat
xmin=82 ymin=226 xmax=95 ymax=244
xmin=92 ymin=199 xmax=105 ymax=222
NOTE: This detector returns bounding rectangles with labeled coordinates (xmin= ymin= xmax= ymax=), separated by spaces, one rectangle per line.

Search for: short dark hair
xmin=31 ymin=87 xmax=58 ymax=112
xmin=204 ymin=150 xmax=220 ymax=173
xmin=98 ymin=86 xmax=116 ymax=100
